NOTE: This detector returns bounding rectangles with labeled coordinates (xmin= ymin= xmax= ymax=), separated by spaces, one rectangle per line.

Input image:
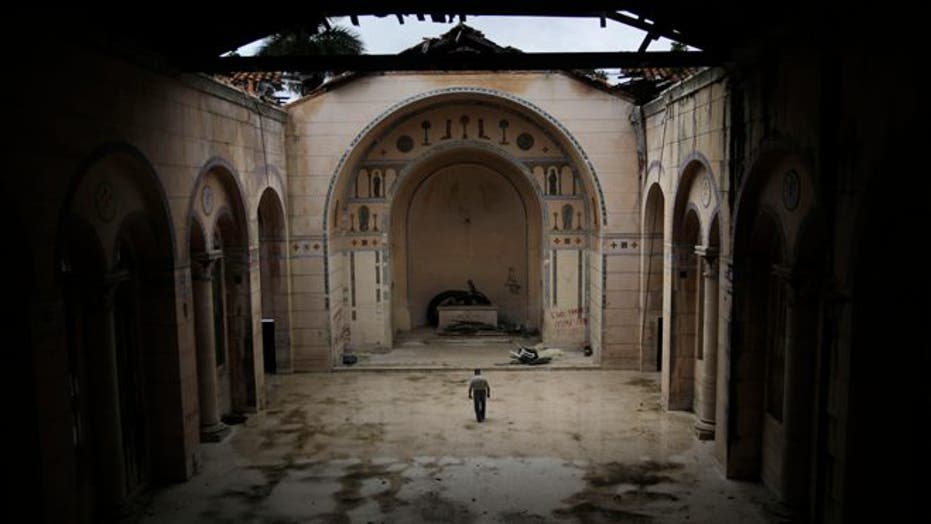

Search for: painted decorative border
xmin=323 ymin=86 xmax=607 ymax=235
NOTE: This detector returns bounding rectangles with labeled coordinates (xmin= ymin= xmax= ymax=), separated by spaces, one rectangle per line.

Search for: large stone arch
xmin=55 ymin=144 xmax=182 ymax=521
xmin=257 ymin=187 xmax=292 ymax=373
xmin=324 ymin=89 xmax=606 ymax=364
xmin=183 ymin=157 xmax=251 ymax=262
xmin=640 ymin=181 xmax=666 ymax=372
xmin=56 ymin=143 xmax=176 ymax=272
xmin=730 ymin=142 xmax=815 ymax=262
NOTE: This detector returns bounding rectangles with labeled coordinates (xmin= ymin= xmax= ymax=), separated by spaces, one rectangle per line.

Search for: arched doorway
xmin=391 ymin=150 xmax=543 ymax=334
xmin=258 ymin=188 xmax=290 ymax=373
xmin=670 ymin=209 xmax=701 ymax=411
xmin=641 ymin=182 xmax=665 ymax=372
xmin=58 ymin=147 xmax=177 ymax=521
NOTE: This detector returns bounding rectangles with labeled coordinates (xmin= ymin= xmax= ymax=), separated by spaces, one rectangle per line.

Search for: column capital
xmin=90 ymin=269 xmax=131 ymax=309
xmin=771 ymin=264 xmax=820 ymax=289
xmin=696 ymin=246 xmax=719 ymax=278
xmin=771 ymin=264 xmax=826 ymax=306
xmin=192 ymin=251 xmax=222 ymax=281
xmin=694 ymin=245 xmax=719 ymax=260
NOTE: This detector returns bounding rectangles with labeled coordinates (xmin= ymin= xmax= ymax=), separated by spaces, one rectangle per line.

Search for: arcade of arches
xmin=9 ymin=40 xmax=927 ymax=523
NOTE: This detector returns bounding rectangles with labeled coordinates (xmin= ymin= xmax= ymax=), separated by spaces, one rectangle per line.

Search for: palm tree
xmin=258 ymin=23 xmax=365 ymax=95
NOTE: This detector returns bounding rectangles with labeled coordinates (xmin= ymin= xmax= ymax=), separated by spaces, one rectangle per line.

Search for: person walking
xmin=468 ymin=369 xmax=491 ymax=422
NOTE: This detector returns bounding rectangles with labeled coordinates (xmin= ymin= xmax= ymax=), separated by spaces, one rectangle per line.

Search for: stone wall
xmin=287 ymin=72 xmax=640 ymax=369
xmin=9 ymin=45 xmax=287 ymax=522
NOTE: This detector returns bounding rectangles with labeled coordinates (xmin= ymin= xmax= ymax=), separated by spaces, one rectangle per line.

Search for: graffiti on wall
xmin=549 ymin=307 xmax=589 ymax=330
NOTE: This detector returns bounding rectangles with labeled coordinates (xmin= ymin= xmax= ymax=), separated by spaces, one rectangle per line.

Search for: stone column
xmin=694 ymin=246 xmax=718 ymax=440
xmin=93 ymin=273 xmax=129 ymax=506
xmin=192 ymin=254 xmax=229 ymax=442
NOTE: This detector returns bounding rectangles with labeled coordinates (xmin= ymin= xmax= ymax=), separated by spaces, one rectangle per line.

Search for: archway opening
xmin=258 ymin=189 xmax=290 ymax=373
xmin=641 ymin=183 xmax=665 ymax=371
xmin=390 ymin=148 xmax=543 ymax=342
xmin=670 ymin=209 xmax=701 ymax=410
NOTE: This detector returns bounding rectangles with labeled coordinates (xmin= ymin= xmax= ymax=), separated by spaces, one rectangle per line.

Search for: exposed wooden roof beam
xmin=637 ymin=32 xmax=658 ymax=53
xmin=603 ymin=11 xmax=699 ymax=49
xmin=190 ymin=51 xmax=719 ymax=73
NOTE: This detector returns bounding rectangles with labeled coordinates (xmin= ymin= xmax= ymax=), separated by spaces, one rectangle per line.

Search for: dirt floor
xmin=137 ymin=370 xmax=782 ymax=523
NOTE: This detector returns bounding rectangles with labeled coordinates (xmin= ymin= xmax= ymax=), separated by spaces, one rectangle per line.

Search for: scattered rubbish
xmin=342 ymin=354 xmax=358 ymax=365
xmin=509 ymin=343 xmax=560 ymax=365
xmin=537 ymin=347 xmax=565 ymax=360
xmin=511 ymin=345 xmax=540 ymax=364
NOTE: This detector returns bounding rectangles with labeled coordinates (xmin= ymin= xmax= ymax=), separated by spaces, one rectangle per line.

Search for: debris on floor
xmin=509 ymin=343 xmax=564 ymax=365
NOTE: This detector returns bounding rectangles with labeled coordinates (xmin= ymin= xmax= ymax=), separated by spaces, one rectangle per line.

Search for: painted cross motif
xmin=548 ymin=170 xmax=558 ymax=195
xmin=478 ymin=118 xmax=490 ymax=139
xmin=562 ymin=204 xmax=574 ymax=230
xmin=442 ymin=119 xmax=452 ymax=140
xmin=359 ymin=206 xmax=370 ymax=232
xmin=421 ymin=120 xmax=431 ymax=145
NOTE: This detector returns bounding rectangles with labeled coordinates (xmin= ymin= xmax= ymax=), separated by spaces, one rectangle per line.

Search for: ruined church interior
xmin=6 ymin=3 xmax=928 ymax=522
